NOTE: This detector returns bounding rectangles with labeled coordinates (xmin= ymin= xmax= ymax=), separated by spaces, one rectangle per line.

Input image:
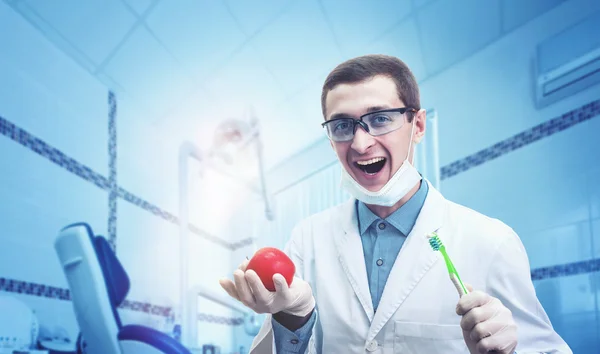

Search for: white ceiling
xmin=5 ymin=0 xmax=566 ymax=168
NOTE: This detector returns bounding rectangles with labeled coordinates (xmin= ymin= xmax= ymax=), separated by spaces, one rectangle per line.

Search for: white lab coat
xmin=250 ymin=180 xmax=572 ymax=353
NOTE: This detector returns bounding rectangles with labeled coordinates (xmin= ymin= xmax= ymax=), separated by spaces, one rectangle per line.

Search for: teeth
xmin=356 ymin=157 xmax=385 ymax=166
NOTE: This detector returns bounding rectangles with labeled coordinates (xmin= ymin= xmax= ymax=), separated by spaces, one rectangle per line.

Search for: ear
xmin=413 ymin=109 xmax=427 ymax=144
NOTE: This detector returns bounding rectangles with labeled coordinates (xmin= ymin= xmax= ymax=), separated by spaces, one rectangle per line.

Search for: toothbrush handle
xmin=450 ymin=273 xmax=469 ymax=297
xmin=440 ymin=247 xmax=469 ymax=297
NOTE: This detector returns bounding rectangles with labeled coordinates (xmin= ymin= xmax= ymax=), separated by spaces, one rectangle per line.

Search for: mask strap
xmin=405 ymin=114 xmax=417 ymax=163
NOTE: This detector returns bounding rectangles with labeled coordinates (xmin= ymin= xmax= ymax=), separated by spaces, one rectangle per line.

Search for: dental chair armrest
xmin=118 ymin=325 xmax=191 ymax=354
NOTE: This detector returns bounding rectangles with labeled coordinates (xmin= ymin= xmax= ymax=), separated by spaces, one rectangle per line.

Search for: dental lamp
xmin=178 ymin=107 xmax=273 ymax=347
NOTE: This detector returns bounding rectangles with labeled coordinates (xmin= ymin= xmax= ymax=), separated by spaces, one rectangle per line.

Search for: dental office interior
xmin=1 ymin=0 xmax=599 ymax=353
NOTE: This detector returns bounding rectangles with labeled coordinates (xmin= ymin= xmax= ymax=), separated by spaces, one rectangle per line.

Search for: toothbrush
xmin=427 ymin=231 xmax=469 ymax=297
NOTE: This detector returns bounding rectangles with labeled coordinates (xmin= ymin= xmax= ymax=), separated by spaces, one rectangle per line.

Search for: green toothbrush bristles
xmin=428 ymin=233 xmax=443 ymax=251
xmin=427 ymin=231 xmax=469 ymax=296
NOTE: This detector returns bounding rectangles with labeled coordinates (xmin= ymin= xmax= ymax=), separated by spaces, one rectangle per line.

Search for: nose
xmin=350 ymin=125 xmax=375 ymax=154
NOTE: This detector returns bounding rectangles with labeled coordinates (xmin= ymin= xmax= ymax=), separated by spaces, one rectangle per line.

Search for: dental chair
xmin=54 ymin=222 xmax=191 ymax=354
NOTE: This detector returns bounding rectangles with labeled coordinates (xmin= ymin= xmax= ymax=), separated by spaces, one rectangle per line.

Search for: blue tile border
xmin=120 ymin=299 xmax=171 ymax=317
xmin=117 ymin=186 xmax=178 ymax=224
xmin=531 ymin=259 xmax=600 ymax=281
xmin=441 ymin=100 xmax=600 ymax=179
xmin=197 ymin=313 xmax=244 ymax=326
xmin=117 ymin=187 xmax=234 ymax=249
xmin=230 ymin=237 xmax=255 ymax=250
xmin=0 ymin=115 xmax=110 ymax=190
xmin=108 ymin=91 xmax=117 ymax=251
xmin=0 ymin=277 xmax=70 ymax=300
xmin=0 ymin=114 xmax=231 ymax=249
xmin=0 ymin=277 xmax=243 ymax=325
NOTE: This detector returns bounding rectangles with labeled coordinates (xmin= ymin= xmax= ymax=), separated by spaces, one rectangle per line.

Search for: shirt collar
xmin=357 ymin=180 xmax=429 ymax=236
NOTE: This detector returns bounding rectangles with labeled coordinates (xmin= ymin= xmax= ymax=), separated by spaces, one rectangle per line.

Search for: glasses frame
xmin=321 ymin=107 xmax=418 ymax=142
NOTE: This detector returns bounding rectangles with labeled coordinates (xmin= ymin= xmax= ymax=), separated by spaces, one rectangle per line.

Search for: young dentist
xmin=220 ymin=55 xmax=572 ymax=354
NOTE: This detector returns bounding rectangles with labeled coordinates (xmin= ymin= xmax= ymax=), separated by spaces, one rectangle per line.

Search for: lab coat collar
xmin=334 ymin=180 xmax=448 ymax=337
xmin=335 ymin=196 xmax=376 ymax=322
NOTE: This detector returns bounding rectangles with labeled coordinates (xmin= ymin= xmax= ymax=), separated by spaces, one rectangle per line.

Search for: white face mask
xmin=340 ymin=118 xmax=422 ymax=207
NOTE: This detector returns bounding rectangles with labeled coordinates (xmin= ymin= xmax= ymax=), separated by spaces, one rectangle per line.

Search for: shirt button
xmin=366 ymin=339 xmax=378 ymax=351
xmin=290 ymin=339 xmax=299 ymax=344
xmin=376 ymin=258 xmax=384 ymax=266
xmin=378 ymin=222 xmax=386 ymax=230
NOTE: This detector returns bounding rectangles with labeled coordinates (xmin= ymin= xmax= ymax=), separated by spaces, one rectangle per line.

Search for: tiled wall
xmin=0 ymin=2 xmax=246 ymax=349
xmin=440 ymin=101 xmax=600 ymax=180
xmin=0 ymin=277 xmax=172 ymax=316
xmin=0 ymin=106 xmax=245 ymax=330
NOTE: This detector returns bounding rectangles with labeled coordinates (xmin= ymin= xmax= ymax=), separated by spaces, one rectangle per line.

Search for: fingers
xmin=234 ymin=269 xmax=256 ymax=307
xmin=245 ymin=269 xmax=271 ymax=303
xmin=219 ymin=258 xmax=256 ymax=307
xmin=219 ymin=278 xmax=240 ymax=301
xmin=458 ymin=292 xmax=518 ymax=354
xmin=460 ymin=298 xmax=501 ymax=331
xmin=238 ymin=259 xmax=249 ymax=271
xmin=466 ymin=316 xmax=507 ymax=342
xmin=475 ymin=336 xmax=494 ymax=354
xmin=465 ymin=282 xmax=474 ymax=292
xmin=272 ymin=274 xmax=290 ymax=294
xmin=475 ymin=327 xmax=516 ymax=354
xmin=456 ymin=290 xmax=492 ymax=316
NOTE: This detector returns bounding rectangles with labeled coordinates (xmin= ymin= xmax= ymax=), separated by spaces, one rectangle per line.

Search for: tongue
xmin=363 ymin=159 xmax=385 ymax=174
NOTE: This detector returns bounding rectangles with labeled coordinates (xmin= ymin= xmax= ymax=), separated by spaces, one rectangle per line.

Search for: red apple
xmin=246 ymin=247 xmax=295 ymax=292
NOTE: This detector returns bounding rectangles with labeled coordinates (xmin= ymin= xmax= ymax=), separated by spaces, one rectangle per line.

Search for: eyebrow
xmin=327 ymin=105 xmax=391 ymax=121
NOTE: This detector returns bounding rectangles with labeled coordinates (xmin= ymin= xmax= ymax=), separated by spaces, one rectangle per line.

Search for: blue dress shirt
xmin=357 ymin=180 xmax=428 ymax=311
xmin=272 ymin=181 xmax=429 ymax=353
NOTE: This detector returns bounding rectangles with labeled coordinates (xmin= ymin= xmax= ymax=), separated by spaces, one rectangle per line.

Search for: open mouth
xmin=354 ymin=157 xmax=386 ymax=175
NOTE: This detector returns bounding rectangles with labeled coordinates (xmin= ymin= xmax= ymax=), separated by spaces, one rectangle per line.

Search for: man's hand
xmin=219 ymin=259 xmax=315 ymax=317
xmin=456 ymin=284 xmax=518 ymax=354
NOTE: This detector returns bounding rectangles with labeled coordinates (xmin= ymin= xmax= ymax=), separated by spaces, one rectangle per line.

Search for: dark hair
xmin=321 ymin=54 xmax=420 ymax=121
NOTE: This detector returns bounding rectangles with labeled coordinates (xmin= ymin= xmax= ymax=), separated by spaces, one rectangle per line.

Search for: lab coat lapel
xmin=334 ymin=198 xmax=375 ymax=322
xmin=367 ymin=181 xmax=447 ymax=341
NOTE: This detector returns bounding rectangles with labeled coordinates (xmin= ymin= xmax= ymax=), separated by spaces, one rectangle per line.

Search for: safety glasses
xmin=321 ymin=107 xmax=417 ymax=142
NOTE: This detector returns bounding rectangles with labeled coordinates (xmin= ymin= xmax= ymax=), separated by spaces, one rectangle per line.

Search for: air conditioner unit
xmin=535 ymin=11 xmax=600 ymax=108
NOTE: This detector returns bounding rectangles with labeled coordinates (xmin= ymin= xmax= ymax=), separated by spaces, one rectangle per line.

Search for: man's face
xmin=324 ymin=75 xmax=424 ymax=192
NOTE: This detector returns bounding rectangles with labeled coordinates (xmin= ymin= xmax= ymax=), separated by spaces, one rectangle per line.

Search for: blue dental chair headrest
xmin=61 ymin=222 xmax=130 ymax=328
xmin=56 ymin=222 xmax=191 ymax=354
xmin=93 ymin=234 xmax=129 ymax=328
